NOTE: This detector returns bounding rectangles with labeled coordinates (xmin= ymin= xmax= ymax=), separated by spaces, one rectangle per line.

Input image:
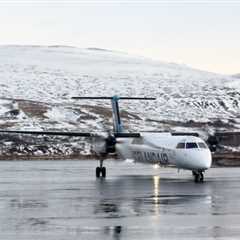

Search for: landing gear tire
xmin=96 ymin=158 xmax=107 ymax=178
xmin=200 ymin=172 xmax=204 ymax=182
xmin=101 ymin=167 xmax=106 ymax=178
xmin=96 ymin=167 xmax=106 ymax=178
xmin=96 ymin=167 xmax=101 ymax=178
xmin=194 ymin=174 xmax=200 ymax=183
xmin=193 ymin=171 xmax=204 ymax=183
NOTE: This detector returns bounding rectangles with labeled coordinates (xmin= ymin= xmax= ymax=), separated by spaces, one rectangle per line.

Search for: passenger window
xmin=186 ymin=142 xmax=198 ymax=149
xmin=176 ymin=143 xmax=185 ymax=149
xmin=198 ymin=142 xmax=207 ymax=148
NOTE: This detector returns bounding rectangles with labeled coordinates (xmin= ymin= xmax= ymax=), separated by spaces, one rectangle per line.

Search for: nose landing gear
xmin=96 ymin=159 xmax=106 ymax=178
xmin=192 ymin=170 xmax=204 ymax=183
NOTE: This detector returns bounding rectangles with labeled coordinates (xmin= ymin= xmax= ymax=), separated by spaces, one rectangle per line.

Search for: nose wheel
xmin=192 ymin=171 xmax=204 ymax=183
xmin=96 ymin=159 xmax=106 ymax=178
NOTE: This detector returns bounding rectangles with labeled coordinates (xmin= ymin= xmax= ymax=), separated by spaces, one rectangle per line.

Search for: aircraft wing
xmin=0 ymin=130 xmax=92 ymax=137
xmin=0 ymin=130 xmax=141 ymax=138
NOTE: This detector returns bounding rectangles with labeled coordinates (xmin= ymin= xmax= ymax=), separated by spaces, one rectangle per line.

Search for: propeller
xmin=90 ymin=133 xmax=116 ymax=156
xmin=89 ymin=131 xmax=141 ymax=156
xmin=207 ymin=135 xmax=219 ymax=152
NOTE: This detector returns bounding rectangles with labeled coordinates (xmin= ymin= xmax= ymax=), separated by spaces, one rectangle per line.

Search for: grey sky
xmin=0 ymin=1 xmax=239 ymax=74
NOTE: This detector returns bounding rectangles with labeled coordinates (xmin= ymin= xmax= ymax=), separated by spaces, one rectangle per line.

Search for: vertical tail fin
xmin=111 ymin=96 xmax=122 ymax=133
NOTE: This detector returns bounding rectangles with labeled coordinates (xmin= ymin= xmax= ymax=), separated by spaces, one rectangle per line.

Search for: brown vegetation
xmin=17 ymin=100 xmax=49 ymax=119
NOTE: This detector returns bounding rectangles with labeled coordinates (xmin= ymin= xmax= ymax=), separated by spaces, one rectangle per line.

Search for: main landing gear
xmin=192 ymin=170 xmax=204 ymax=183
xmin=96 ymin=159 xmax=106 ymax=178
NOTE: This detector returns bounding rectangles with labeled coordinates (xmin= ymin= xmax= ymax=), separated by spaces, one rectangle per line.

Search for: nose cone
xmin=179 ymin=149 xmax=212 ymax=170
xmin=192 ymin=150 xmax=212 ymax=170
xmin=201 ymin=151 xmax=212 ymax=169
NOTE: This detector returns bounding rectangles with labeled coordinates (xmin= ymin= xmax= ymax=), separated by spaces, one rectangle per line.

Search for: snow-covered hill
xmin=0 ymin=45 xmax=239 ymax=135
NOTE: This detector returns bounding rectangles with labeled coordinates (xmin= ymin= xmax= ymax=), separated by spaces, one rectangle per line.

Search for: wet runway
xmin=0 ymin=160 xmax=240 ymax=240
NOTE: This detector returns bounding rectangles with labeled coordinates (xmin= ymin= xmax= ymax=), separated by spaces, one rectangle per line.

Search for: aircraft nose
xmin=182 ymin=150 xmax=212 ymax=170
xmin=202 ymin=154 xmax=212 ymax=169
xmin=194 ymin=150 xmax=212 ymax=170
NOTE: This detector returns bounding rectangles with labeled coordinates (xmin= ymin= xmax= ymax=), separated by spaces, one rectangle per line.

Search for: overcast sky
xmin=0 ymin=0 xmax=239 ymax=74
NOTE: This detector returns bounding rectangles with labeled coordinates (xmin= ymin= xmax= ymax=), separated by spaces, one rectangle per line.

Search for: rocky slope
xmin=0 ymin=45 xmax=239 ymax=157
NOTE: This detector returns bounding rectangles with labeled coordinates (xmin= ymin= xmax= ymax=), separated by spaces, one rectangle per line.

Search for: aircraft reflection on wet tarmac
xmin=94 ymin=175 xmax=212 ymax=218
xmin=0 ymin=160 xmax=240 ymax=239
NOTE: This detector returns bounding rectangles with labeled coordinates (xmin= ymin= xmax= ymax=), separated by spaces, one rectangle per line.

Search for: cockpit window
xmin=186 ymin=142 xmax=198 ymax=149
xmin=198 ymin=142 xmax=207 ymax=149
xmin=176 ymin=142 xmax=185 ymax=149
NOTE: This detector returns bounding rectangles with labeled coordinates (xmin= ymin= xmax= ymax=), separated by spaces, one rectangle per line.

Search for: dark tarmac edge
xmin=212 ymin=152 xmax=240 ymax=167
xmin=0 ymin=153 xmax=239 ymax=167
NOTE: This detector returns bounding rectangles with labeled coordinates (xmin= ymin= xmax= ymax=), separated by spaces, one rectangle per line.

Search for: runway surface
xmin=0 ymin=159 xmax=240 ymax=240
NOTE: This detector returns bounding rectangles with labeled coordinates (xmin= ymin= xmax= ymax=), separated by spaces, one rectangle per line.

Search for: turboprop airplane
xmin=0 ymin=96 xmax=212 ymax=182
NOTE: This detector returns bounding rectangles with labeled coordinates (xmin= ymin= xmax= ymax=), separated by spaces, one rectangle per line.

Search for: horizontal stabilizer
xmin=72 ymin=96 xmax=156 ymax=100
xmin=171 ymin=132 xmax=199 ymax=137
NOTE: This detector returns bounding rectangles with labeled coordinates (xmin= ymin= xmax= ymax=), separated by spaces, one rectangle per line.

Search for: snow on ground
xmin=0 ymin=45 xmax=239 ymax=133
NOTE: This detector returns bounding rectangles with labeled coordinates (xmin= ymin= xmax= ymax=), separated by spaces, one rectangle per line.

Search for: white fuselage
xmin=116 ymin=133 xmax=212 ymax=171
